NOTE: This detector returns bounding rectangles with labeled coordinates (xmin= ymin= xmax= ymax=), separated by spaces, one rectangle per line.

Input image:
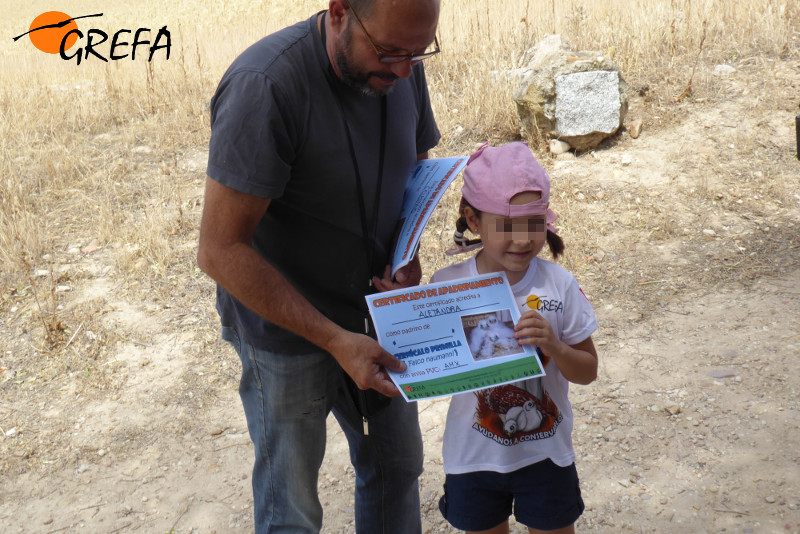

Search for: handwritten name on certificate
xmin=366 ymin=273 xmax=545 ymax=401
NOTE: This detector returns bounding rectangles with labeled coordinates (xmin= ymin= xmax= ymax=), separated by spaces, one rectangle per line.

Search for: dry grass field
xmin=2 ymin=1 xmax=800 ymax=533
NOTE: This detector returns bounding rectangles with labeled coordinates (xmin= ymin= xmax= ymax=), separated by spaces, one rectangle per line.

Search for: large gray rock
xmin=513 ymin=35 xmax=628 ymax=151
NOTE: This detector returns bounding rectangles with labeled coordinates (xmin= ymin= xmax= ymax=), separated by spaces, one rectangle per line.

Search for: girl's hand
xmin=514 ymin=310 xmax=599 ymax=385
xmin=514 ymin=310 xmax=559 ymax=355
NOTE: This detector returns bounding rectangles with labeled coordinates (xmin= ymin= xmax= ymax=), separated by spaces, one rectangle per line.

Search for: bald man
xmin=198 ymin=1 xmax=441 ymax=531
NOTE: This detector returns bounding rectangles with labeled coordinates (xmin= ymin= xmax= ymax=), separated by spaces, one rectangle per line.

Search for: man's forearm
xmin=199 ymin=240 xmax=345 ymax=354
xmin=197 ymin=177 xmax=404 ymax=395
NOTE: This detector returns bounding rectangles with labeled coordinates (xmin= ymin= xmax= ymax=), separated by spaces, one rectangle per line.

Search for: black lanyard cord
xmin=321 ymin=11 xmax=388 ymax=289
xmin=319 ymin=13 xmax=395 ymax=423
xmin=339 ymin=96 xmax=387 ymax=286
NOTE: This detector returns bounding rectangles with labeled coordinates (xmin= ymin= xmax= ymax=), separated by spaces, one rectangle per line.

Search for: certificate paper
xmin=390 ymin=156 xmax=468 ymax=277
xmin=366 ymin=273 xmax=546 ymax=401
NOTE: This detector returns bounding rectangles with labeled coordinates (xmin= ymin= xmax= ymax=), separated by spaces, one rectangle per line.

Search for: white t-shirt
xmin=430 ymin=255 xmax=597 ymax=474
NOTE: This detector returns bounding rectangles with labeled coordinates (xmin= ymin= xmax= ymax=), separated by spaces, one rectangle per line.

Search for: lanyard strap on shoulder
xmin=321 ymin=11 xmax=388 ymax=286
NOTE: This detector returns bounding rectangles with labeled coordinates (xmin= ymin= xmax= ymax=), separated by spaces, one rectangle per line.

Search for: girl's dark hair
xmin=455 ymin=199 xmax=565 ymax=260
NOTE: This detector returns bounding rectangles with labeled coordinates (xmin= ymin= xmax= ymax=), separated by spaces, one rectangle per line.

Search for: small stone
xmin=56 ymin=285 xmax=71 ymax=292
xmin=702 ymin=229 xmax=717 ymax=236
xmin=713 ymin=64 xmax=736 ymax=77
xmin=81 ymin=239 xmax=101 ymax=254
xmin=629 ymin=119 xmax=643 ymax=139
xmin=766 ymin=495 xmax=777 ymax=503
xmin=666 ymin=404 xmax=681 ymax=416
xmin=708 ymin=369 xmax=738 ymax=379
xmin=621 ymin=154 xmax=632 ymax=166
xmin=549 ymin=139 xmax=571 ymax=155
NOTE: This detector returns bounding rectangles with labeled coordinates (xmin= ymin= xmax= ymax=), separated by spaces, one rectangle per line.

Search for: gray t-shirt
xmin=207 ymin=14 xmax=441 ymax=352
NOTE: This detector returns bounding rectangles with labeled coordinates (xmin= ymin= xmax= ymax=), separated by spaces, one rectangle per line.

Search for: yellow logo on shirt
xmin=525 ymin=294 xmax=542 ymax=310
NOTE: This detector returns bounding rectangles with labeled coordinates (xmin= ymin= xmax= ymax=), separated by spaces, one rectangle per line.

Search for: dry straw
xmin=1 ymin=0 xmax=797 ymax=291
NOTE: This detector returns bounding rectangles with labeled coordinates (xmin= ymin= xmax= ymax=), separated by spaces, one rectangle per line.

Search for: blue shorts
xmin=438 ymin=460 xmax=584 ymax=532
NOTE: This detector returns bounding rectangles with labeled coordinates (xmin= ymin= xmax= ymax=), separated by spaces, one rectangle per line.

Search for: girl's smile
xmin=505 ymin=249 xmax=534 ymax=261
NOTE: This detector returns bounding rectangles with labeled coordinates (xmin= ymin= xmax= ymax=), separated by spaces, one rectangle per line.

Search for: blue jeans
xmin=222 ymin=326 xmax=424 ymax=534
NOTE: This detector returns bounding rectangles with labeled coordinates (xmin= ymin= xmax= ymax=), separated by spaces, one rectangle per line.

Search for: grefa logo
xmin=13 ymin=11 xmax=171 ymax=65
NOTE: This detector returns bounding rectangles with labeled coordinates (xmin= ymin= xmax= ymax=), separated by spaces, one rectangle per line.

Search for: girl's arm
xmin=514 ymin=310 xmax=598 ymax=385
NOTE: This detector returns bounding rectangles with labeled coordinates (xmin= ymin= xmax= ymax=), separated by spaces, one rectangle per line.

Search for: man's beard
xmin=335 ymin=23 xmax=398 ymax=96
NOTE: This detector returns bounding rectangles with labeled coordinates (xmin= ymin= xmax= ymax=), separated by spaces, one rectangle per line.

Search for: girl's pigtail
xmin=547 ymin=230 xmax=564 ymax=259
xmin=445 ymin=198 xmax=484 ymax=256
xmin=453 ymin=216 xmax=482 ymax=248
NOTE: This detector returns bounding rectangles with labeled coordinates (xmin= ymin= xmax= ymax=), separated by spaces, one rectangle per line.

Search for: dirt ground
xmin=2 ymin=56 xmax=799 ymax=534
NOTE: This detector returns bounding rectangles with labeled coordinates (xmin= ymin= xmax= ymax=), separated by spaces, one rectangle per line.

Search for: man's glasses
xmin=345 ymin=1 xmax=440 ymax=64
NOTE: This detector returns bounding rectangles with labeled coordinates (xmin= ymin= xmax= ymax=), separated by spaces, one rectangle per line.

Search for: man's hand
xmin=372 ymin=255 xmax=422 ymax=292
xmin=326 ymin=330 xmax=407 ymax=397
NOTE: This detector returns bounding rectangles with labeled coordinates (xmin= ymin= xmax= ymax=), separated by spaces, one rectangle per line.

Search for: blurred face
xmin=334 ymin=0 xmax=439 ymax=96
xmin=466 ymin=192 xmax=547 ymax=285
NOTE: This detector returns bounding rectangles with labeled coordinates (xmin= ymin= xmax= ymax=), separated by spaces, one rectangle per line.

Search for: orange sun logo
xmin=27 ymin=11 xmax=79 ymax=54
xmin=525 ymin=295 xmax=542 ymax=310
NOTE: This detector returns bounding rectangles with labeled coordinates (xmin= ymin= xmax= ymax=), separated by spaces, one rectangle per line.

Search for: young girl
xmin=432 ymin=142 xmax=598 ymax=534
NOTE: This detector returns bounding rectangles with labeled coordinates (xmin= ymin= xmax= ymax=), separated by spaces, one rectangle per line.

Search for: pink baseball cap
xmin=462 ymin=142 xmax=551 ymax=219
